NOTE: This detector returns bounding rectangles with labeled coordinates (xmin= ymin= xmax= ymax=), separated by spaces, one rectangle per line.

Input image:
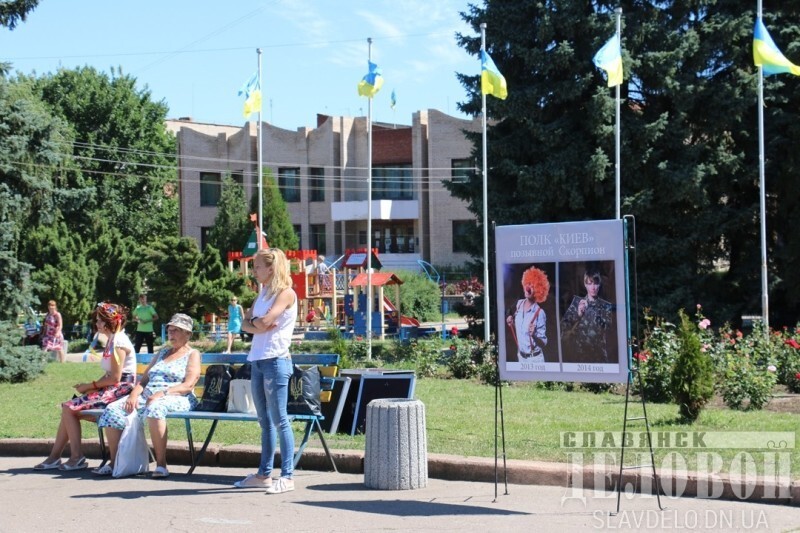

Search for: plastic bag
xmin=287 ymin=365 xmax=321 ymax=416
xmin=112 ymin=410 xmax=150 ymax=478
xmin=195 ymin=364 xmax=233 ymax=412
xmin=227 ymin=379 xmax=256 ymax=414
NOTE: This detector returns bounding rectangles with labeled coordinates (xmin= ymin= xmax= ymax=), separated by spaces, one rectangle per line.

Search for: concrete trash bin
xmin=364 ymin=398 xmax=428 ymax=490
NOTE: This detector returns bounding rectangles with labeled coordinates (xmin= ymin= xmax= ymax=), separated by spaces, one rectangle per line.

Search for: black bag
xmin=234 ymin=362 xmax=252 ymax=380
xmin=195 ymin=364 xmax=233 ymax=412
xmin=287 ymin=365 xmax=321 ymax=416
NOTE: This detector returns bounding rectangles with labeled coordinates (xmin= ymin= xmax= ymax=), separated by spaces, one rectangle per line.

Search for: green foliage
xmin=715 ymin=322 xmax=778 ymax=411
xmin=0 ymin=0 xmax=40 ymax=30
xmin=251 ymin=170 xmax=298 ymax=250
xmin=388 ymin=270 xmax=441 ymax=322
xmin=0 ymin=321 xmax=47 ymax=383
xmin=208 ymin=175 xmax=251 ymax=263
xmin=194 ymin=243 xmax=249 ymax=316
xmin=22 ymin=218 xmax=98 ymax=326
xmin=141 ymin=236 xmax=203 ymax=321
xmin=670 ymin=310 xmax=715 ymax=421
xmin=446 ymin=337 xmax=481 ymax=379
xmin=34 ymin=66 xmax=178 ymax=244
xmin=636 ymin=312 xmax=680 ymax=403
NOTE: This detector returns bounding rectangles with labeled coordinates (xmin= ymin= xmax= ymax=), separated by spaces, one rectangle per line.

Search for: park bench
xmin=84 ymin=352 xmax=339 ymax=474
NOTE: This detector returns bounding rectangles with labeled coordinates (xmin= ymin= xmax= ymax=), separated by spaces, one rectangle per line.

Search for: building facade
xmin=167 ymin=109 xmax=480 ymax=270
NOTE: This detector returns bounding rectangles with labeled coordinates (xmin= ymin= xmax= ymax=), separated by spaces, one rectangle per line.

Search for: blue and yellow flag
xmin=753 ymin=18 xmax=800 ymax=76
xmin=358 ymin=61 xmax=384 ymax=98
xmin=390 ymin=89 xmax=397 ymax=110
xmin=593 ymin=34 xmax=623 ymax=87
xmin=238 ymin=71 xmax=262 ymax=118
xmin=480 ymin=50 xmax=507 ymax=100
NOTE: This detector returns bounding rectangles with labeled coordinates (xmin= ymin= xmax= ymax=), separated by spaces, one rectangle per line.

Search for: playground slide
xmin=382 ymin=297 xmax=420 ymax=327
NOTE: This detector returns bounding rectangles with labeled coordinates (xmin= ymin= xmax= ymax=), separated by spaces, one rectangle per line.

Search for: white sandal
xmin=92 ymin=464 xmax=113 ymax=476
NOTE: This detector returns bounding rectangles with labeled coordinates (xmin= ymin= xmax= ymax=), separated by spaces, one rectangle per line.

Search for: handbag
xmin=227 ymin=363 xmax=256 ymax=414
xmin=195 ymin=364 xmax=233 ymax=412
xmin=287 ymin=364 xmax=321 ymax=416
xmin=112 ymin=410 xmax=150 ymax=478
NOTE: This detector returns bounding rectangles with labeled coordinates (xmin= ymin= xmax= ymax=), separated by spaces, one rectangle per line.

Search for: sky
xmin=1 ymin=0 xmax=481 ymax=130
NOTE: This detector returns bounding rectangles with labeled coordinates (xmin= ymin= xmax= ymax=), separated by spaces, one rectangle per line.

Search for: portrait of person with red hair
xmin=506 ymin=265 xmax=551 ymax=363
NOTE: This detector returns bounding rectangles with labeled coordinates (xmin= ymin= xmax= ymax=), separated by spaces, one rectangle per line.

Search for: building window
xmin=309 ymin=167 xmax=325 ymax=202
xmin=200 ymin=226 xmax=212 ymax=250
xmin=279 ymin=167 xmax=301 ymax=203
xmin=293 ymin=224 xmax=302 ymax=249
xmin=200 ymin=172 xmax=221 ymax=206
xmin=372 ymin=164 xmax=413 ymax=200
xmin=452 ymin=159 xmax=474 ymax=183
xmin=452 ymin=220 xmax=471 ymax=253
xmin=310 ymin=224 xmax=326 ymax=255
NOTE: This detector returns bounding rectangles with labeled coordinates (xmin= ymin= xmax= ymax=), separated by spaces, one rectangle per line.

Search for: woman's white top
xmin=248 ymin=288 xmax=297 ymax=362
xmin=101 ymin=331 xmax=136 ymax=375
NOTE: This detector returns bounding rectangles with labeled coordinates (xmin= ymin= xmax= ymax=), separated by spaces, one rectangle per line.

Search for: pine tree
xmin=208 ymin=175 xmax=251 ymax=263
xmin=250 ymin=169 xmax=299 ymax=250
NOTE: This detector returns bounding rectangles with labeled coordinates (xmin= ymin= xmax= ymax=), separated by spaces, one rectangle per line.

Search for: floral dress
xmin=98 ymin=347 xmax=198 ymax=430
xmin=64 ymin=331 xmax=136 ymax=412
xmin=41 ymin=312 xmax=64 ymax=352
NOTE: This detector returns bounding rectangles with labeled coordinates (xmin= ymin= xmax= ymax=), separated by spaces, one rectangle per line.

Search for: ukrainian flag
xmin=358 ymin=61 xmax=384 ymax=98
xmin=753 ymin=18 xmax=800 ymax=76
xmin=593 ymin=34 xmax=623 ymax=87
xmin=480 ymin=50 xmax=507 ymax=100
xmin=238 ymin=71 xmax=262 ymax=117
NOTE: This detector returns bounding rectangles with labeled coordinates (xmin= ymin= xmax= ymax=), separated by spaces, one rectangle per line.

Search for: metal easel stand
xmin=493 ymin=340 xmax=509 ymax=502
xmin=614 ymin=215 xmax=665 ymax=514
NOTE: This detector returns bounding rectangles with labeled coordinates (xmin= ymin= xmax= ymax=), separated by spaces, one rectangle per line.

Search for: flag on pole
xmin=390 ymin=89 xmax=397 ymax=109
xmin=238 ymin=71 xmax=262 ymax=118
xmin=753 ymin=18 xmax=800 ymax=76
xmin=358 ymin=61 xmax=384 ymax=98
xmin=593 ymin=34 xmax=623 ymax=87
xmin=480 ymin=50 xmax=507 ymax=99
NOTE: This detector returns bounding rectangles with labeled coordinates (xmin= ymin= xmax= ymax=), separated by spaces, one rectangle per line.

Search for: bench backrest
xmin=135 ymin=352 xmax=340 ymax=401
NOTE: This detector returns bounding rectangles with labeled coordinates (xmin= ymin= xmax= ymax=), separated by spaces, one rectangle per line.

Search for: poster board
xmin=495 ymin=219 xmax=628 ymax=383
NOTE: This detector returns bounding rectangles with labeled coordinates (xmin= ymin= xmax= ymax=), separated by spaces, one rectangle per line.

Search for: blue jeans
xmin=251 ymin=357 xmax=294 ymax=478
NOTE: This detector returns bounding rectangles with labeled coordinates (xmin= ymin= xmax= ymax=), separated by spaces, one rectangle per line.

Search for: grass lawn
xmin=2 ymin=362 xmax=797 ymax=477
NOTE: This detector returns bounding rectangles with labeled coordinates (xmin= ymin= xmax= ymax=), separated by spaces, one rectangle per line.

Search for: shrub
xmin=389 ymin=270 xmax=441 ymax=322
xmin=716 ymin=322 xmax=777 ymax=410
xmin=670 ymin=310 xmax=714 ymax=421
xmin=636 ymin=312 xmax=680 ymax=403
xmin=0 ymin=321 xmax=48 ymax=383
xmin=473 ymin=341 xmax=499 ymax=385
xmin=446 ymin=337 xmax=480 ymax=379
xmin=774 ymin=329 xmax=800 ymax=393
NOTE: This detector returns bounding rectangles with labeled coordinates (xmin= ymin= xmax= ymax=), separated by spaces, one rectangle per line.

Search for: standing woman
xmin=41 ymin=300 xmax=66 ymax=363
xmin=97 ymin=313 xmax=200 ymax=478
xmin=33 ymin=303 xmax=135 ymax=471
xmin=225 ymin=295 xmax=244 ymax=353
xmin=234 ymin=248 xmax=297 ymax=493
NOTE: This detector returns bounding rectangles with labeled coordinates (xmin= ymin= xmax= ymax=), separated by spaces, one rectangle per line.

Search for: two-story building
xmin=167 ymin=109 xmax=481 ymax=270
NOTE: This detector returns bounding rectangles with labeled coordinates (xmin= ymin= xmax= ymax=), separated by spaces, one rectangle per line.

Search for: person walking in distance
xmin=133 ymin=294 xmax=158 ymax=354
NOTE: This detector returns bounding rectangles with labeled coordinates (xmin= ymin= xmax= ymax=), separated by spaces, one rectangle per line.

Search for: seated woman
xmin=96 ymin=313 xmax=200 ymax=478
xmin=33 ymin=303 xmax=135 ymax=471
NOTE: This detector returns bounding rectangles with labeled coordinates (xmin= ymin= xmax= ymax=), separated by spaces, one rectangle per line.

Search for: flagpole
xmin=756 ymin=1 xmax=769 ymax=329
xmin=366 ymin=37 xmax=374 ymax=360
xmin=480 ymin=23 xmax=491 ymax=343
xmin=614 ymin=8 xmax=622 ymax=219
xmin=257 ymin=48 xmax=264 ymax=251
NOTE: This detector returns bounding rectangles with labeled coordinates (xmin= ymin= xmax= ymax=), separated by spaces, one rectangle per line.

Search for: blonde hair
xmin=254 ymin=248 xmax=293 ymax=297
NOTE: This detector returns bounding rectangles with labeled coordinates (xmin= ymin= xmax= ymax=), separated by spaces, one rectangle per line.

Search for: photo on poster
xmin=558 ymin=261 xmax=618 ymax=365
xmin=495 ymin=219 xmax=628 ymax=383
xmin=502 ymin=262 xmax=558 ymax=372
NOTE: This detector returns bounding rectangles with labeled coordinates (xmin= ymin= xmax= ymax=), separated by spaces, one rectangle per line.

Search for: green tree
xmin=194 ymin=244 xmax=250 ymax=316
xmin=208 ymin=175 xmax=251 ymax=263
xmin=670 ymin=310 xmax=714 ymax=421
xmin=250 ymin=169 xmax=299 ymax=251
xmin=21 ymin=218 xmax=98 ymax=326
xmin=451 ymin=1 xmax=797 ymax=326
xmin=0 ymin=0 xmax=39 ymax=30
xmin=0 ymin=76 xmax=76 ymax=319
xmin=89 ymin=223 xmax=144 ymax=307
xmin=33 ymin=66 xmax=178 ymax=244
xmin=141 ymin=236 xmax=203 ymax=322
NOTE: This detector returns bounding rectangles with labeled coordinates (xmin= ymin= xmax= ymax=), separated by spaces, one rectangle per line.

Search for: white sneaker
xmin=265 ymin=477 xmax=294 ymax=494
xmin=234 ymin=473 xmax=272 ymax=488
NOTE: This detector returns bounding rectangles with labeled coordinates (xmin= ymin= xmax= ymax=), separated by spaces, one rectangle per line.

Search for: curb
xmin=2 ymin=438 xmax=797 ymax=506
